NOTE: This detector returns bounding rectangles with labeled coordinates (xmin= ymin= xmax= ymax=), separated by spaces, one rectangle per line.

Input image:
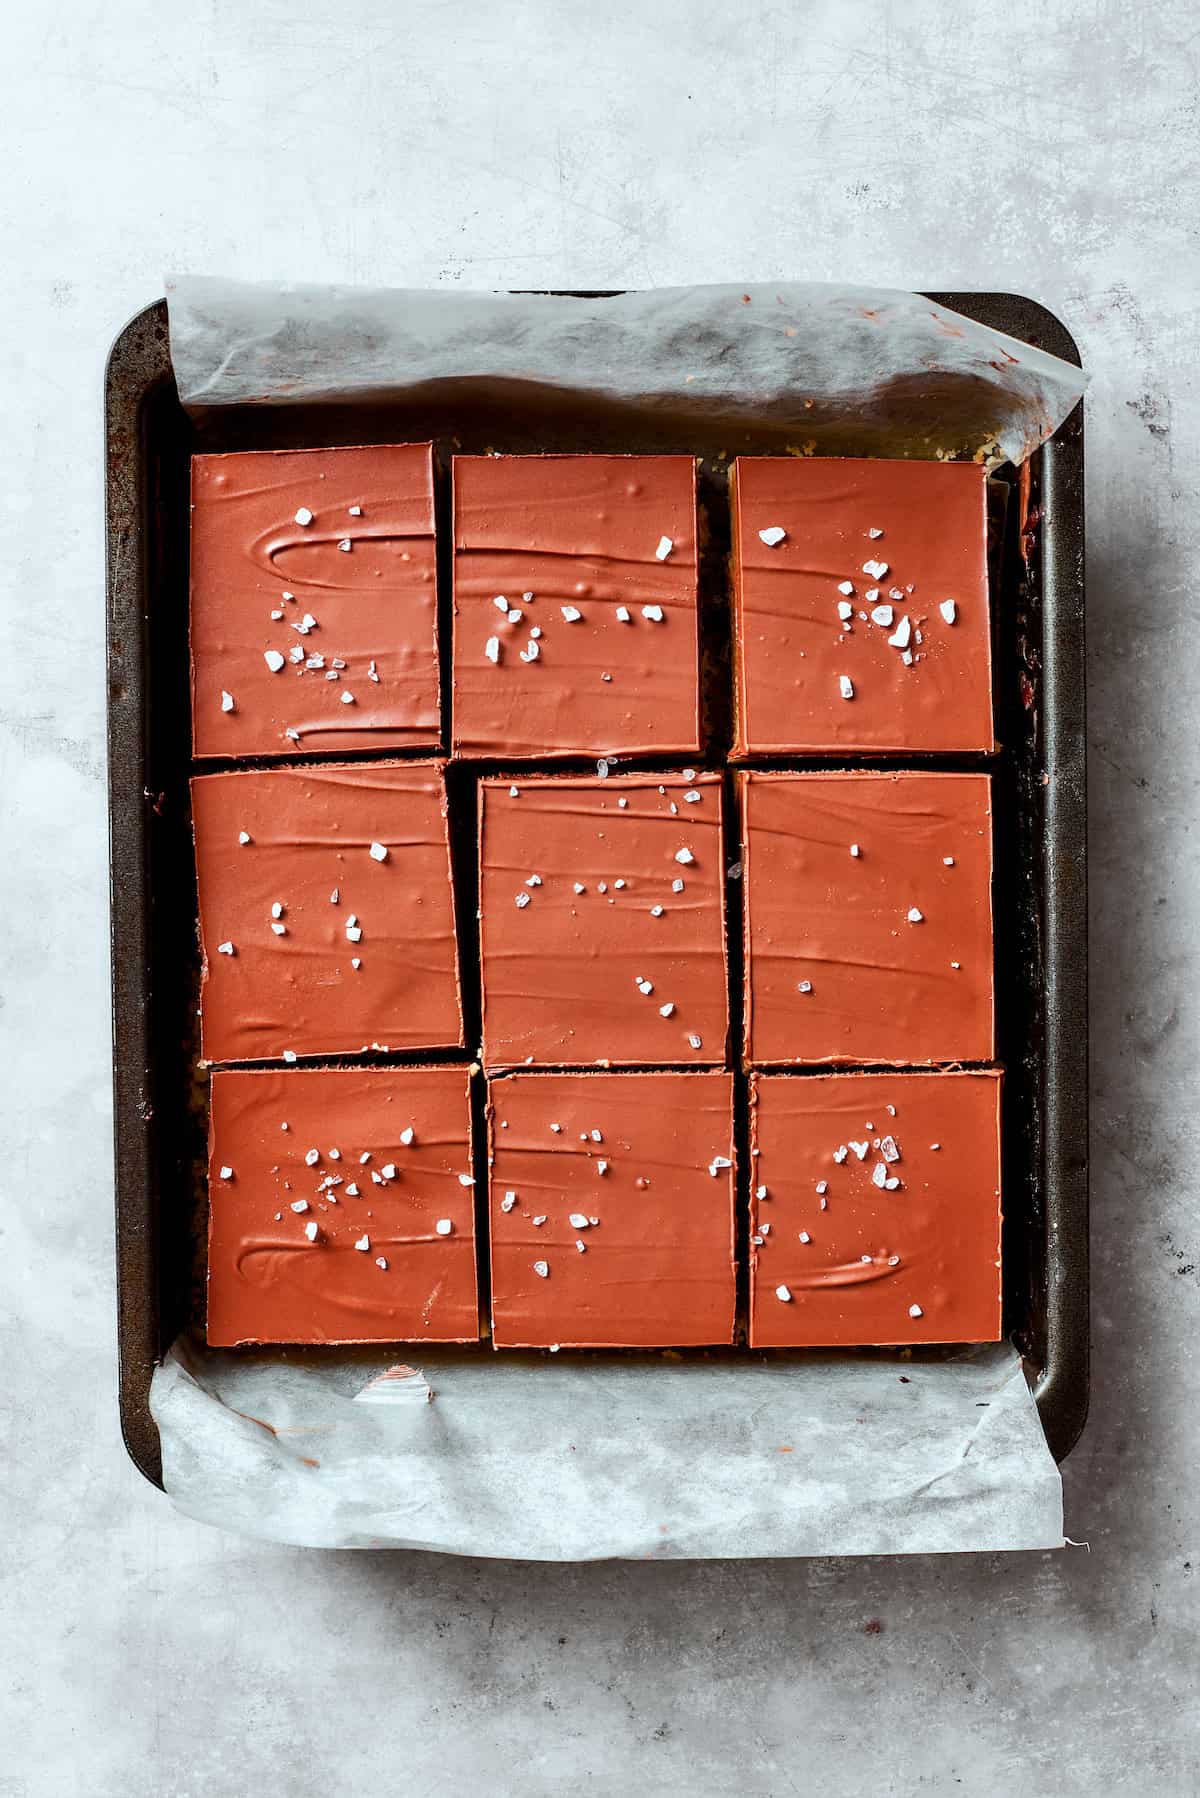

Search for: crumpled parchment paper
xmin=166 ymin=277 xmax=1084 ymax=467
xmin=151 ymin=1341 xmax=1062 ymax=1556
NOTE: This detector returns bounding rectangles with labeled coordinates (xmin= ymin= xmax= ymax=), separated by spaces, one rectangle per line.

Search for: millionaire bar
xmin=740 ymin=770 xmax=994 ymax=1066
xmin=731 ymin=456 xmax=993 ymax=755
xmin=207 ymin=1065 xmax=478 ymax=1345
xmin=190 ymin=442 xmax=440 ymax=759
xmin=452 ymin=454 xmax=701 ymax=757
xmin=192 ymin=760 xmax=462 ymax=1063
xmin=478 ymin=771 xmax=727 ymax=1067
xmin=488 ymin=1071 xmax=736 ymax=1347
xmin=748 ymin=1070 xmax=1003 ymax=1347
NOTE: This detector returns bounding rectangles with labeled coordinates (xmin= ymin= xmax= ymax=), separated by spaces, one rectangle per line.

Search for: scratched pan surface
xmin=105 ymin=293 xmax=1087 ymax=1490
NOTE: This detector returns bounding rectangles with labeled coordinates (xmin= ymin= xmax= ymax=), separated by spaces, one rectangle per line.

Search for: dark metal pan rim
xmin=106 ymin=289 xmax=1087 ymax=1493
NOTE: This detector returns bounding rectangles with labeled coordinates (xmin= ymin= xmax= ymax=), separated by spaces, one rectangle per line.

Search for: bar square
xmin=190 ymin=442 xmax=440 ymax=759
xmin=488 ymin=1071 xmax=736 ymax=1347
xmin=731 ymin=456 xmax=993 ymax=754
xmin=478 ymin=771 xmax=728 ymax=1067
xmin=206 ymin=1065 xmax=478 ymax=1346
xmin=192 ymin=760 xmax=463 ymax=1063
xmin=452 ymin=453 xmax=701 ymax=757
xmin=740 ymin=770 xmax=993 ymax=1066
xmin=748 ymin=1070 xmax=1003 ymax=1347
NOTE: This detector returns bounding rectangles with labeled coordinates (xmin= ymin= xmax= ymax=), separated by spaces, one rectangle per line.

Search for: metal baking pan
xmin=106 ymin=291 xmax=1087 ymax=1489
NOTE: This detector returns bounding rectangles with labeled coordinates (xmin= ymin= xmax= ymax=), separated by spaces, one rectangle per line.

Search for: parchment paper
xmin=166 ymin=277 xmax=1084 ymax=467
xmin=151 ymin=1343 xmax=1061 ymax=1557
xmin=152 ymin=277 xmax=1079 ymax=1557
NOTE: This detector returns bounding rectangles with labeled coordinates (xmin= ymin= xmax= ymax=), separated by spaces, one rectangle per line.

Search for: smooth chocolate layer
xmin=488 ymin=1071 xmax=736 ymax=1347
xmin=731 ymin=456 xmax=993 ymax=754
xmin=451 ymin=454 xmax=701 ymax=757
xmin=192 ymin=761 xmax=462 ymax=1063
xmin=207 ymin=1065 xmax=477 ymax=1345
xmin=748 ymin=1071 xmax=1002 ymax=1347
xmin=478 ymin=772 xmax=727 ymax=1067
xmin=741 ymin=771 xmax=993 ymax=1066
xmin=190 ymin=443 xmax=439 ymax=759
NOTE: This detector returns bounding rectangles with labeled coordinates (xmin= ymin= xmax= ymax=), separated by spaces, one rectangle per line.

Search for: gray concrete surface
xmin=2 ymin=2 xmax=1197 ymax=1792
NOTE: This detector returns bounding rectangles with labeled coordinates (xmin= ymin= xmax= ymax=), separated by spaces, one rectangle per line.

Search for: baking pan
xmin=106 ymin=292 xmax=1088 ymax=1490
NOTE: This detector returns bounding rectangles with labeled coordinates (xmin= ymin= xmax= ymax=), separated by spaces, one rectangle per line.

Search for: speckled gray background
xmin=2 ymin=3 xmax=1196 ymax=1793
